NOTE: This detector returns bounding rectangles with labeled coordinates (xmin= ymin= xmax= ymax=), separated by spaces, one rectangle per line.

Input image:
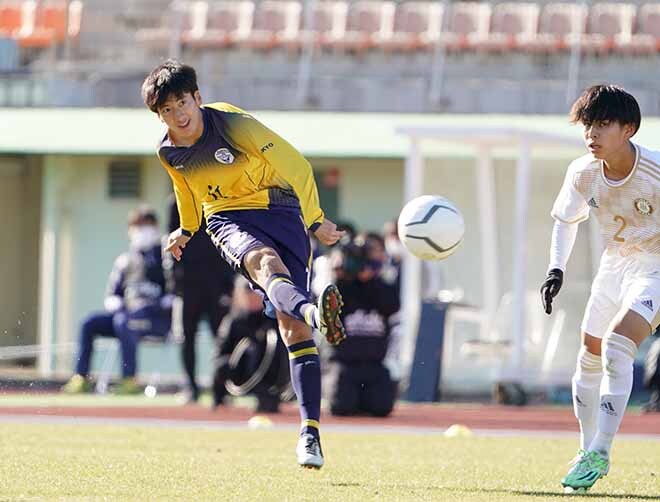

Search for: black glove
xmin=540 ymin=268 xmax=564 ymax=315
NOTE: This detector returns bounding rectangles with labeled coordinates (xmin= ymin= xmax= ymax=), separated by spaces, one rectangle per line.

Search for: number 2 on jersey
xmin=613 ymin=215 xmax=626 ymax=242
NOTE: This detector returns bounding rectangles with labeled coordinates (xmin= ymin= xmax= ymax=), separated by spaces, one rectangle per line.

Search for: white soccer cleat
xmin=296 ymin=433 xmax=324 ymax=469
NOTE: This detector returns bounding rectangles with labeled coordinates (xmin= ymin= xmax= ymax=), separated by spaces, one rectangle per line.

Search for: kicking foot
xmin=317 ymin=284 xmax=346 ymax=346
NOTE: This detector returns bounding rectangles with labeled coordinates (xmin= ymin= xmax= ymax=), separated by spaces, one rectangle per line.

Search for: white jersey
xmin=551 ymin=143 xmax=660 ymax=257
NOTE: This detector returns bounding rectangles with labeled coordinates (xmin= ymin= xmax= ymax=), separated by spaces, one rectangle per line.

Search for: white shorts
xmin=581 ymin=252 xmax=660 ymax=338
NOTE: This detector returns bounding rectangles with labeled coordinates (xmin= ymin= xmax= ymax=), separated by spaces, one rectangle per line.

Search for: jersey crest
xmin=214 ymin=148 xmax=235 ymax=164
xmin=634 ymin=198 xmax=653 ymax=216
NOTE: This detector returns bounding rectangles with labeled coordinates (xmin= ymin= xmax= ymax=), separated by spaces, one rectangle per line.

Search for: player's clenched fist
xmin=313 ymin=218 xmax=346 ymax=246
xmin=166 ymin=228 xmax=191 ymax=261
xmin=540 ymin=268 xmax=564 ymax=315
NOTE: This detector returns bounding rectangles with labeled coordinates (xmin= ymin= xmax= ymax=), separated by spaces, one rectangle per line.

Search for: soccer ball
xmin=397 ymin=195 xmax=465 ymax=261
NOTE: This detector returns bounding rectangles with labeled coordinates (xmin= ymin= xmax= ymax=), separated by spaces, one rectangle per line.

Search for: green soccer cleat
xmin=113 ymin=377 xmax=142 ymax=395
xmin=317 ymin=284 xmax=346 ymax=346
xmin=61 ymin=374 xmax=92 ymax=394
xmin=561 ymin=450 xmax=610 ymax=493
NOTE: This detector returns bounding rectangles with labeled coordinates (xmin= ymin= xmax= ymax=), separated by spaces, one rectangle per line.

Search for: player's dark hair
xmin=128 ymin=205 xmax=158 ymax=226
xmin=569 ymin=84 xmax=641 ymax=135
xmin=141 ymin=59 xmax=199 ymax=113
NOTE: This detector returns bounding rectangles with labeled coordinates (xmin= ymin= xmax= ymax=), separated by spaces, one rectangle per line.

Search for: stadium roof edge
xmin=2 ymin=107 xmax=658 ymax=158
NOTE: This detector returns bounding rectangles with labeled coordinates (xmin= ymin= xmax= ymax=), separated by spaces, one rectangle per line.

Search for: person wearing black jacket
xmin=212 ymin=277 xmax=289 ymax=412
xmin=323 ymin=235 xmax=400 ymax=417
xmin=166 ymin=195 xmax=235 ymax=403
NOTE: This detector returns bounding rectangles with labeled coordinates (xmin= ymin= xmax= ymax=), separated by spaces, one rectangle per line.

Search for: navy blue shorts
xmin=206 ymin=208 xmax=313 ymax=311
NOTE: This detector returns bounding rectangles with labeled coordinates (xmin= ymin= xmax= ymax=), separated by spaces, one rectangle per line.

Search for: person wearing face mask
xmin=62 ymin=206 xmax=173 ymax=395
xmin=323 ymin=234 xmax=401 ymax=417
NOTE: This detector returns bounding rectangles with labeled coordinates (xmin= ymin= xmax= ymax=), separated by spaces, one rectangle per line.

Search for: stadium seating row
xmin=138 ymin=1 xmax=660 ymax=55
xmin=1 ymin=1 xmax=660 ymax=55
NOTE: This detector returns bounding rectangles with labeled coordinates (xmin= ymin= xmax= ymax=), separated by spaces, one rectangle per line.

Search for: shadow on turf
xmin=327 ymin=482 xmax=660 ymax=499
xmin=513 ymin=490 xmax=660 ymax=500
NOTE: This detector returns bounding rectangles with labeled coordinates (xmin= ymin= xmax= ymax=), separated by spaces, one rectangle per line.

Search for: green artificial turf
xmin=0 ymin=423 xmax=658 ymax=501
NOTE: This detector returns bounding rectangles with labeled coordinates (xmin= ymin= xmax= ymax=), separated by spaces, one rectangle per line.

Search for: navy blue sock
xmin=265 ymin=273 xmax=318 ymax=328
xmin=288 ymin=340 xmax=321 ymax=439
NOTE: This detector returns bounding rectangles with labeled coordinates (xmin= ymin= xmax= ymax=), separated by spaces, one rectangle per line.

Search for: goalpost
xmin=396 ymin=125 xmax=585 ymax=392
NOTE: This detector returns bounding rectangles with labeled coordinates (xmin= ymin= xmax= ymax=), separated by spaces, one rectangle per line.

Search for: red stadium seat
xmin=282 ymin=0 xmax=348 ymax=50
xmin=573 ymin=3 xmax=636 ymax=55
xmin=441 ymin=2 xmax=491 ymax=52
xmin=136 ymin=1 xmax=208 ymax=51
xmin=520 ymin=3 xmax=588 ymax=54
xmin=615 ymin=3 xmax=660 ymax=55
xmin=375 ymin=1 xmax=444 ymax=52
xmin=324 ymin=1 xmax=396 ymax=52
xmin=237 ymin=0 xmax=302 ymax=51
xmin=185 ymin=1 xmax=254 ymax=49
xmin=18 ymin=0 xmax=68 ymax=48
xmin=0 ymin=2 xmax=25 ymax=38
xmin=471 ymin=2 xmax=539 ymax=52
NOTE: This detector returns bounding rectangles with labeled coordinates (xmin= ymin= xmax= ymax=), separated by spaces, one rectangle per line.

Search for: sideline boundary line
xmin=1 ymin=413 xmax=659 ymax=441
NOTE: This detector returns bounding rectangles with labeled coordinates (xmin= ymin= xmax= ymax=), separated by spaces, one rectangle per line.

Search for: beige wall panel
xmin=0 ymin=159 xmax=25 ymax=346
xmin=338 ymin=159 xmax=403 ymax=232
xmin=0 ymin=157 xmax=41 ymax=349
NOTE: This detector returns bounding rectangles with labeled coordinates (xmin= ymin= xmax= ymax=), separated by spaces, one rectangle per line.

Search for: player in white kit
xmin=540 ymin=85 xmax=660 ymax=493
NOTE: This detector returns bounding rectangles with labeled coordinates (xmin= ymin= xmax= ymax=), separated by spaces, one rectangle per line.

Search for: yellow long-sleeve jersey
xmin=157 ymin=102 xmax=324 ymax=234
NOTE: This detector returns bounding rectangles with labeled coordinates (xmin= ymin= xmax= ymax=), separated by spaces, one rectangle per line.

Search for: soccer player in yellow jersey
xmin=142 ymin=60 xmax=347 ymax=469
xmin=541 ymin=85 xmax=660 ymax=492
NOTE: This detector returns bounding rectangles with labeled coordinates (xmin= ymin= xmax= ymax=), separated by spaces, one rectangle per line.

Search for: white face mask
xmin=129 ymin=225 xmax=160 ymax=250
xmin=385 ymin=236 xmax=403 ymax=260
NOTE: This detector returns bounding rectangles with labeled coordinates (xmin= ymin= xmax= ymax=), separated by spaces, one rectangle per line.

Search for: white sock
xmin=590 ymin=333 xmax=637 ymax=457
xmin=572 ymin=346 xmax=603 ymax=450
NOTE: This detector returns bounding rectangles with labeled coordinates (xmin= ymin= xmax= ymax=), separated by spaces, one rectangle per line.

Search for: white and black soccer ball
xmin=397 ymin=195 xmax=465 ymax=261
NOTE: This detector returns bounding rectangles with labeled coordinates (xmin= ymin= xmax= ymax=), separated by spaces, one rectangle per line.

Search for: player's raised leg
xmin=248 ymin=246 xmax=346 ymax=345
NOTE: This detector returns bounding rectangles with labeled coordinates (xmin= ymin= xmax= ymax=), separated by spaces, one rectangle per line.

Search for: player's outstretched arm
xmin=540 ymin=268 xmax=564 ymax=315
xmin=313 ymin=218 xmax=346 ymax=246
xmin=165 ymin=228 xmax=191 ymax=262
